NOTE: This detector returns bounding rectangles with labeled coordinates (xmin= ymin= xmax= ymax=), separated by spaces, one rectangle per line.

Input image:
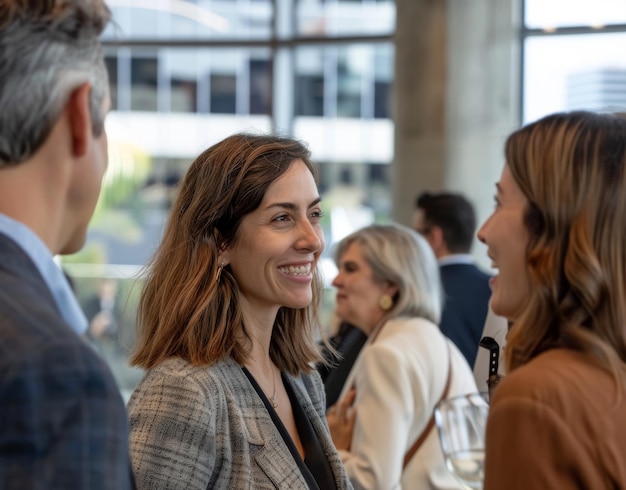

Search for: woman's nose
xmin=331 ymin=273 xmax=342 ymax=287
xmin=296 ymin=219 xmax=324 ymax=252
xmin=476 ymin=217 xmax=490 ymax=244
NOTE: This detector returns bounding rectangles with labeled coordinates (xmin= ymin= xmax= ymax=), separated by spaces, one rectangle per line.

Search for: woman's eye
xmin=310 ymin=209 xmax=325 ymax=219
xmin=273 ymin=214 xmax=289 ymax=222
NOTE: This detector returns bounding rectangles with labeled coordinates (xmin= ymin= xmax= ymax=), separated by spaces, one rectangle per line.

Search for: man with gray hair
xmin=0 ymin=1 xmax=135 ymax=487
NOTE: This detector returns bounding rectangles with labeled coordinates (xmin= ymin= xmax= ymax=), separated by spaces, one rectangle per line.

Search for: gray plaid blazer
xmin=128 ymin=356 xmax=352 ymax=489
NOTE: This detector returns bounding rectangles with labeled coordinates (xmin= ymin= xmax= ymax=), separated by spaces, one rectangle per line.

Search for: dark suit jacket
xmin=318 ymin=322 xmax=368 ymax=409
xmin=0 ymin=233 xmax=135 ymax=489
xmin=439 ymin=262 xmax=491 ymax=366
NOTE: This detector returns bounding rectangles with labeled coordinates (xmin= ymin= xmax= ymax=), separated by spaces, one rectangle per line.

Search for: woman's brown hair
xmin=504 ymin=111 xmax=626 ymax=387
xmin=130 ymin=133 xmax=324 ymax=375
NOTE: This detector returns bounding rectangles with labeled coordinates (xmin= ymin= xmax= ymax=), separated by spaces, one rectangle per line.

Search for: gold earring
xmin=215 ymin=263 xmax=224 ymax=283
xmin=379 ymin=294 xmax=393 ymax=311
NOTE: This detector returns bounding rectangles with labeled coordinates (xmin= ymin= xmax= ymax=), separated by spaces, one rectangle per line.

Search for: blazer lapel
xmin=0 ymin=233 xmax=57 ymax=309
xmin=254 ymin=438 xmax=312 ymax=488
xmin=286 ymin=376 xmax=350 ymax=490
xmin=227 ymin=363 xmax=309 ymax=489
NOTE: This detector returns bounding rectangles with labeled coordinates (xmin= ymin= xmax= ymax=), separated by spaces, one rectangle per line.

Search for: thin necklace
xmin=269 ymin=369 xmax=278 ymax=408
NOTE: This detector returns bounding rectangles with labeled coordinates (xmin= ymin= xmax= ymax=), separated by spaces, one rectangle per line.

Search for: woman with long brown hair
xmin=479 ymin=111 xmax=626 ymax=488
xmin=127 ymin=133 xmax=351 ymax=489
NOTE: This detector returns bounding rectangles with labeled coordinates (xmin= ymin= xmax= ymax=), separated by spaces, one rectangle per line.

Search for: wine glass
xmin=434 ymin=392 xmax=489 ymax=490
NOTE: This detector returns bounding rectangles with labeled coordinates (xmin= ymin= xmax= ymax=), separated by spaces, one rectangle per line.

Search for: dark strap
xmin=402 ymin=344 xmax=453 ymax=470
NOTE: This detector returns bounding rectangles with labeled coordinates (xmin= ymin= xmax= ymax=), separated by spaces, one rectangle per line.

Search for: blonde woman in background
xmin=328 ymin=223 xmax=477 ymax=489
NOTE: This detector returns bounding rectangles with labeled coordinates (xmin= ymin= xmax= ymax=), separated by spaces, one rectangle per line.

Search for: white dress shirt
xmin=0 ymin=213 xmax=87 ymax=335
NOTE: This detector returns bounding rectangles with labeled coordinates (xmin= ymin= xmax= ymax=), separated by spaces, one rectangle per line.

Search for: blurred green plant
xmin=92 ymin=141 xmax=151 ymax=222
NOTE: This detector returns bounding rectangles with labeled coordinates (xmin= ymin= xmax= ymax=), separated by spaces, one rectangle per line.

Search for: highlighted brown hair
xmin=130 ymin=133 xmax=325 ymax=375
xmin=504 ymin=111 xmax=626 ymax=389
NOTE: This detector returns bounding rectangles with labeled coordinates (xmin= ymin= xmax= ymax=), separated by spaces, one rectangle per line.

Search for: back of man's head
xmin=415 ymin=192 xmax=476 ymax=254
xmin=0 ymin=0 xmax=111 ymax=167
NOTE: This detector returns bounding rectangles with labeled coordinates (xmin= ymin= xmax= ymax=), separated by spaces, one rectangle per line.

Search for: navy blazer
xmin=439 ymin=263 xmax=492 ymax=366
xmin=318 ymin=322 xmax=367 ymax=409
xmin=0 ymin=233 xmax=135 ymax=489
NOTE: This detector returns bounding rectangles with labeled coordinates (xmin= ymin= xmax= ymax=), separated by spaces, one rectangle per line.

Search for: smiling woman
xmin=127 ymin=133 xmax=351 ymax=489
xmin=476 ymin=166 xmax=531 ymax=321
xmin=221 ymin=160 xmax=324 ymax=313
xmin=479 ymin=111 xmax=626 ymax=490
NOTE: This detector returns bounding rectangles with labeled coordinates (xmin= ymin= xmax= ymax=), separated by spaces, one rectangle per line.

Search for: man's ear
xmin=66 ymin=82 xmax=92 ymax=158
xmin=429 ymin=225 xmax=445 ymax=251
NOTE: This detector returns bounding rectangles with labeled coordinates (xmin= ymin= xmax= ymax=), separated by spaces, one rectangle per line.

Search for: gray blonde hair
xmin=334 ymin=222 xmax=443 ymax=324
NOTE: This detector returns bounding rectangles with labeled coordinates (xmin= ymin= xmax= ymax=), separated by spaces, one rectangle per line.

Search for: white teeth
xmin=278 ymin=264 xmax=311 ymax=276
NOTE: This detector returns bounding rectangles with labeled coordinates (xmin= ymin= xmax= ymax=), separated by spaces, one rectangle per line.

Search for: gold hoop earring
xmin=215 ymin=263 xmax=224 ymax=283
xmin=379 ymin=294 xmax=393 ymax=311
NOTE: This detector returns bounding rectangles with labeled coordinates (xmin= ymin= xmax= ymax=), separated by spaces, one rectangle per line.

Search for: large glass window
xmin=296 ymin=0 xmax=395 ymax=36
xmin=523 ymin=1 xmax=626 ymax=124
xmin=525 ymin=0 xmax=626 ymax=29
xmin=104 ymin=0 xmax=273 ymax=40
xmin=524 ymin=33 xmax=626 ymax=123
xmin=294 ymin=43 xmax=391 ymax=119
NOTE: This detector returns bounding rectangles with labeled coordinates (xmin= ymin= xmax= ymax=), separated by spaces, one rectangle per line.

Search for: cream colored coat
xmin=337 ymin=316 xmax=478 ymax=490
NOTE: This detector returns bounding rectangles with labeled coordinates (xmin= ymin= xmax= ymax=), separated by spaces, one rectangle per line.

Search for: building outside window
xmin=522 ymin=0 xmax=626 ymax=123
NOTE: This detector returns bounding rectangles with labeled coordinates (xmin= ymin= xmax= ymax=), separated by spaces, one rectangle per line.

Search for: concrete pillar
xmin=392 ymin=0 xmax=448 ymax=227
xmin=445 ymin=0 xmax=522 ymax=266
xmin=392 ymin=0 xmax=521 ymax=266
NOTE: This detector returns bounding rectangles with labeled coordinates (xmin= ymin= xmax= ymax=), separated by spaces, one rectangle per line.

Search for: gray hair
xmin=334 ymin=222 xmax=444 ymax=324
xmin=0 ymin=0 xmax=111 ymax=167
